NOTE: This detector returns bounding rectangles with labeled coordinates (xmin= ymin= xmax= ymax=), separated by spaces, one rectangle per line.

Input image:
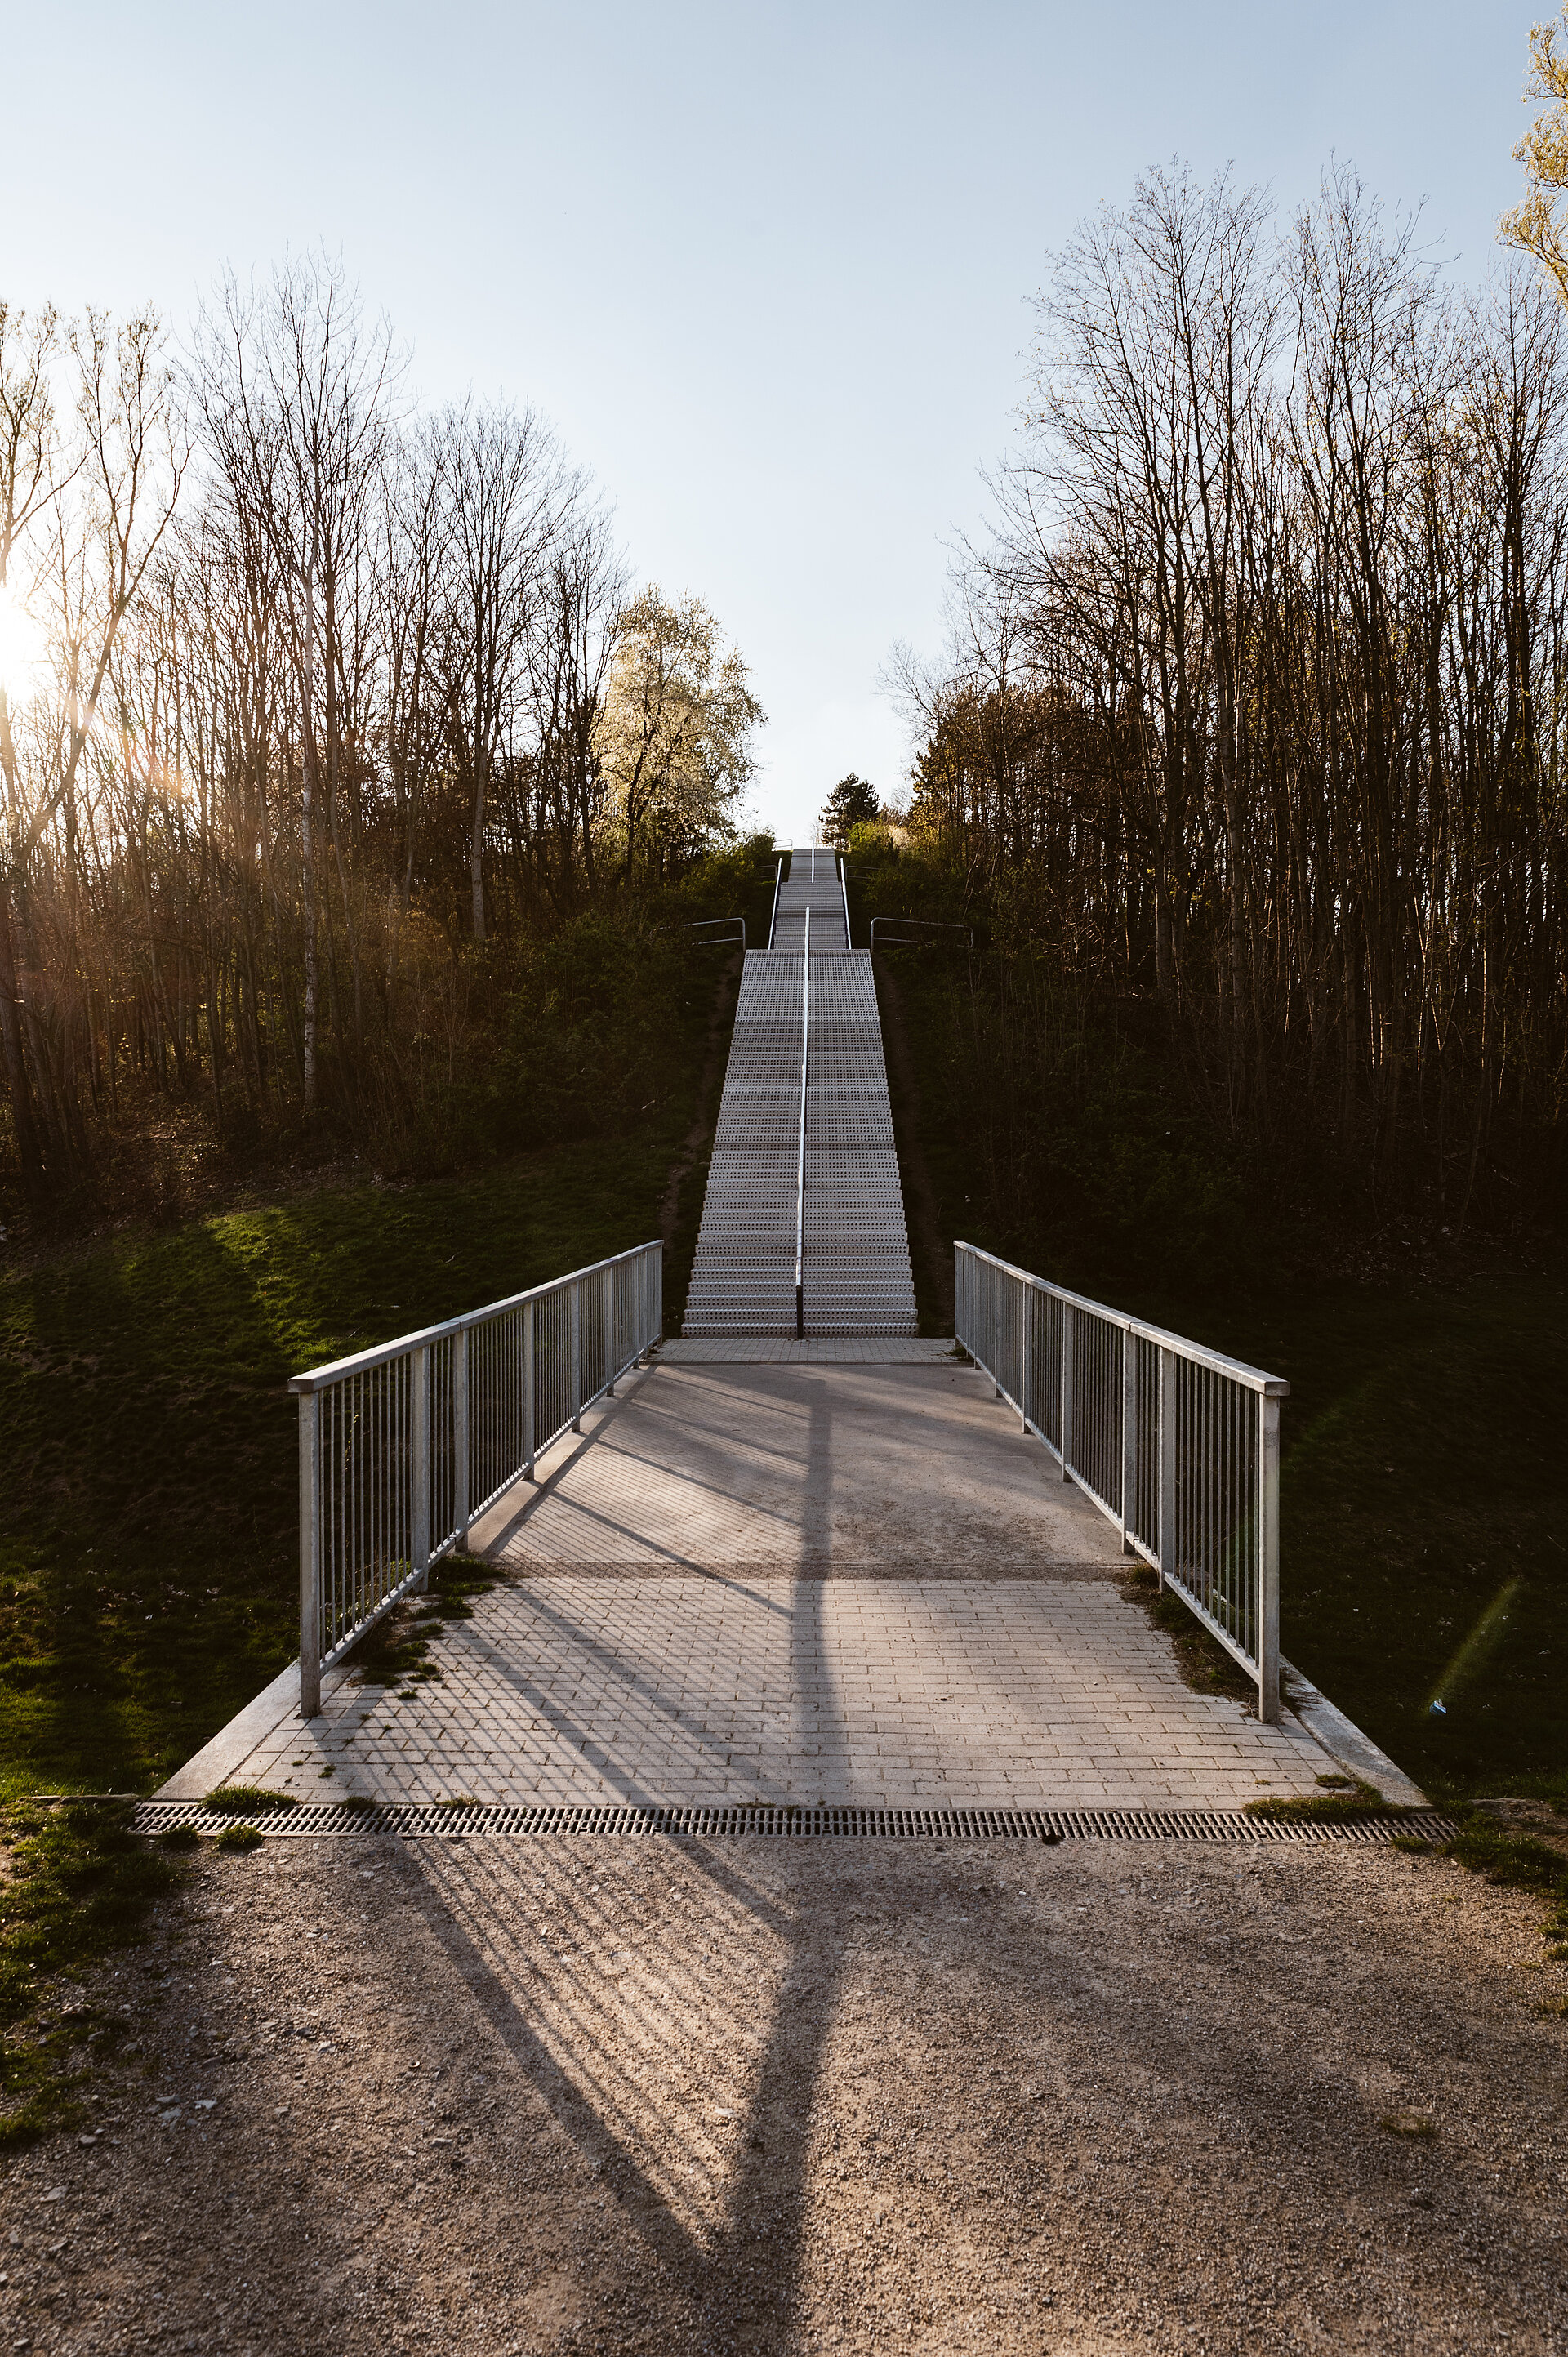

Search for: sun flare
xmin=0 ymin=583 xmax=48 ymax=698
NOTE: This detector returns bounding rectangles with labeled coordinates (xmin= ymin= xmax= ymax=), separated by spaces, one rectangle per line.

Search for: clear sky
xmin=0 ymin=1 xmax=1543 ymax=840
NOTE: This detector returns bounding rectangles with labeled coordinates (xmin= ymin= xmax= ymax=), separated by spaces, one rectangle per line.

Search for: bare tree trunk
xmin=301 ymin=564 xmax=318 ymax=1111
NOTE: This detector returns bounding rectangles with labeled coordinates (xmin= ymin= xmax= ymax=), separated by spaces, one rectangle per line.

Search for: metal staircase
xmin=683 ymin=848 xmax=918 ymax=1337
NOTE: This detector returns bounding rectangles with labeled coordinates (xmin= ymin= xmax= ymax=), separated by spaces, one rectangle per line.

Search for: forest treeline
xmin=882 ymin=164 xmax=1567 ymax=1241
xmin=0 ymin=256 xmax=765 ymax=1220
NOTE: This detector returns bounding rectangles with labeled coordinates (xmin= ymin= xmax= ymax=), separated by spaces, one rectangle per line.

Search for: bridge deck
xmin=187 ymin=1356 xmax=1333 ymax=1810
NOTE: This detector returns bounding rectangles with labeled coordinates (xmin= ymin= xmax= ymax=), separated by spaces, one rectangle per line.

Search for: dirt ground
xmin=1 ymin=1831 xmax=1565 ymax=2356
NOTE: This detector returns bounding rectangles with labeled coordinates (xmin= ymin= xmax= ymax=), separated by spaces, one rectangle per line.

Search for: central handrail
xmin=795 ymin=907 xmax=810 ymax=1336
xmin=838 ymin=849 xmax=852 ymax=948
xmin=766 ymin=856 xmax=784 ymax=949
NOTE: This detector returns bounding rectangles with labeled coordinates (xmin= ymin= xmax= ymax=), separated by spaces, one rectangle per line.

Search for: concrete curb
xmin=1281 ymin=1656 xmax=1428 ymax=1807
xmin=155 ymin=1660 xmax=350 ymax=1800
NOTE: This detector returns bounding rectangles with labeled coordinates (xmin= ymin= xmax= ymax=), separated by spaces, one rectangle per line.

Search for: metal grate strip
xmin=129 ymin=1800 xmax=1454 ymax=1844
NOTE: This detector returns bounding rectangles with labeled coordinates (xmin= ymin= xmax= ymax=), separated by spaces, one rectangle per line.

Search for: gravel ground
xmin=1 ymin=1830 xmax=1565 ymax=2355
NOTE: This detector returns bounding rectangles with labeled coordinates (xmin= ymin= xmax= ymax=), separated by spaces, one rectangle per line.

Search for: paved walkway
xmin=187 ymin=1357 xmax=1335 ymax=1810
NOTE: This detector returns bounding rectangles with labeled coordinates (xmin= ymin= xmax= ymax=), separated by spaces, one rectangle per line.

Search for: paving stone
xmin=171 ymin=1357 xmax=1369 ymax=1811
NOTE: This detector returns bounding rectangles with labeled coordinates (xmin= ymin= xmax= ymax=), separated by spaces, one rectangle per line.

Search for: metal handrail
xmin=838 ymin=849 xmax=852 ymax=949
xmin=677 ymin=916 xmax=745 ymax=948
xmin=955 ymin=1240 xmax=1286 ymax=1719
xmin=291 ymin=1240 xmax=663 ymax=1715
xmin=795 ymin=908 xmax=810 ymax=1335
xmin=767 ymin=857 xmax=784 ymax=949
xmin=869 ymin=916 xmax=974 ymax=950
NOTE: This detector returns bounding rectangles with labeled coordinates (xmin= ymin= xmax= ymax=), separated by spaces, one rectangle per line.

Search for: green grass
xmin=213 ymin=1821 xmax=264 ymax=1853
xmin=0 ymin=1103 xmax=711 ymax=1798
xmin=871 ymin=944 xmax=1568 ymax=1807
xmin=1246 ymin=1780 xmax=1403 ymax=1823
xmin=204 ymin=1785 xmax=297 ymax=1816
xmin=0 ymin=1798 xmax=182 ymax=2143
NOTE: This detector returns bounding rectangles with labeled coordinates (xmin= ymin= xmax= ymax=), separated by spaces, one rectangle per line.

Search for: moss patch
xmin=0 ymin=1797 xmax=182 ymax=2144
xmin=1120 ymin=1563 xmax=1259 ymax=1706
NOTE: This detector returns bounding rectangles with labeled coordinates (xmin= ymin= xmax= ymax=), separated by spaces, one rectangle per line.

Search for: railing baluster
xmin=412 ymin=1343 xmax=430 ymax=1591
xmin=1120 ymin=1323 xmax=1136 ymax=1553
xmin=453 ymin=1324 xmax=470 ymax=1548
xmin=299 ymin=1390 xmax=321 ymax=1718
xmin=1019 ymin=1276 xmax=1031 ymax=1433
xmin=1060 ymin=1302 xmax=1073 ymax=1482
xmin=570 ymin=1278 xmax=582 ymax=1432
xmin=524 ymin=1296 xmax=537 ymax=1480
xmin=1259 ymin=1388 xmax=1280 ymax=1721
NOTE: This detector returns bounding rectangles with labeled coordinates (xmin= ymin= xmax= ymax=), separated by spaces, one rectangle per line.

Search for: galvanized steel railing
xmin=867 ymin=916 xmax=975 ymax=951
xmin=955 ymin=1241 xmax=1287 ymax=1719
xmin=290 ymin=1241 xmax=662 ymax=1714
xmin=678 ymin=916 xmax=746 ymax=949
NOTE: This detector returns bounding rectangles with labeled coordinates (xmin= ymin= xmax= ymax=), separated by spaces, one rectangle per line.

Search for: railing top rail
xmin=675 ymin=916 xmax=745 ymax=939
xmin=869 ymin=916 xmax=975 ymax=949
xmin=288 ymin=1238 xmax=661 ymax=1396
xmin=956 ymin=1238 xmax=1289 ymax=1397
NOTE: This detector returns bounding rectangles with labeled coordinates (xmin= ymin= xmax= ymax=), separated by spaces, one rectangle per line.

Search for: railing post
xmin=412 ymin=1343 xmax=430 ymax=1592
xmin=1158 ymin=1345 xmax=1177 ymax=1594
xmin=298 ymin=1388 xmax=322 ymax=1718
xmin=1258 ymin=1390 xmax=1281 ymax=1723
xmin=1019 ymin=1277 xmax=1031 ymax=1432
xmin=605 ymin=1263 xmax=617 ymax=1395
xmin=1120 ymin=1325 xmax=1137 ymax=1553
xmin=1060 ymin=1301 xmax=1074 ymax=1481
xmin=452 ymin=1324 xmax=470 ymax=1548
xmin=570 ymin=1277 xmax=582 ymax=1432
xmin=523 ymin=1297 xmax=537 ymax=1481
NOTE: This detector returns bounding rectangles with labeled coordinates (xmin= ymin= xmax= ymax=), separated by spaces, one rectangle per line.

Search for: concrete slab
xmin=480 ymin=1360 xmax=1125 ymax=1578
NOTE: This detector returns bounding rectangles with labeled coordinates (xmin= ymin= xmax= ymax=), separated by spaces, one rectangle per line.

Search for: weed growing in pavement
xmin=0 ymin=1798 xmax=182 ymax=2145
xmin=1245 ymin=1780 xmax=1403 ymax=1822
xmin=213 ymin=1823 xmax=263 ymax=1853
xmin=157 ymin=1823 xmax=201 ymax=1851
xmin=205 ymin=1785 xmax=297 ymax=1816
xmin=347 ymin=1555 xmax=501 ymax=1697
xmin=1120 ymin=1565 xmax=1258 ymax=1704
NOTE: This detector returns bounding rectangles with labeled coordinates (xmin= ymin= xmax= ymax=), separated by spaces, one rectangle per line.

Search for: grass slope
xmin=872 ymin=946 xmax=1567 ymax=1807
xmin=0 ymin=1112 xmax=704 ymax=1800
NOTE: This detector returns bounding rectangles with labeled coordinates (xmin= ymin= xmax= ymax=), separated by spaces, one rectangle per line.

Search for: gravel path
xmin=2 ymin=1831 xmax=1564 ymax=2355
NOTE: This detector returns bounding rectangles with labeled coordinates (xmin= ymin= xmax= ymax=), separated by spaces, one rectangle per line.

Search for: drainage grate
xmin=130 ymin=1799 xmax=1454 ymax=1845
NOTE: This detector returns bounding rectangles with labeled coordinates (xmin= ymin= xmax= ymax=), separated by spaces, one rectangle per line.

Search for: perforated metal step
xmin=684 ymin=853 xmax=916 ymax=1335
